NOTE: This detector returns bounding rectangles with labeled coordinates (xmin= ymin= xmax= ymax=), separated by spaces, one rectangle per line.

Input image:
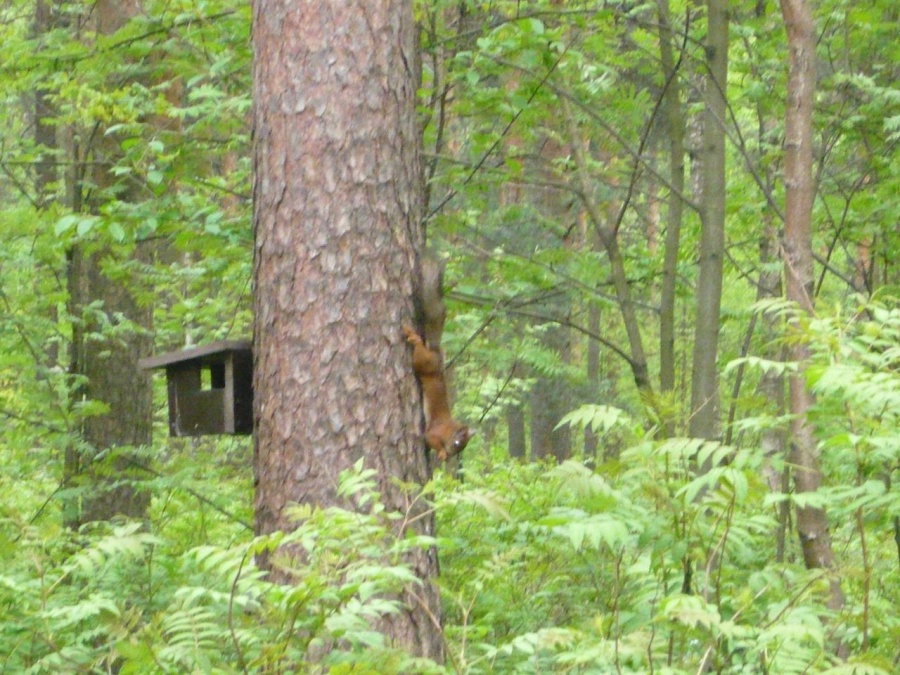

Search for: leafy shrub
xmin=431 ymin=299 xmax=898 ymax=673
xmin=0 ymin=462 xmax=442 ymax=674
xmin=2 ymin=302 xmax=897 ymax=673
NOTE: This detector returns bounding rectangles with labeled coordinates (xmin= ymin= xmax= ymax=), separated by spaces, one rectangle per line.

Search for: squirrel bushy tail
xmin=419 ymin=254 xmax=445 ymax=351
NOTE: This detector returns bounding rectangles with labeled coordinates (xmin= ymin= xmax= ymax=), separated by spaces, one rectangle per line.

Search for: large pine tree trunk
xmin=251 ymin=0 xmax=442 ymax=659
xmin=779 ymin=0 xmax=845 ymax=616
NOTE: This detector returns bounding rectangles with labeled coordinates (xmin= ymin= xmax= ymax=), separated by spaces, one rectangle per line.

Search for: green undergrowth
xmin=1 ymin=301 xmax=898 ymax=673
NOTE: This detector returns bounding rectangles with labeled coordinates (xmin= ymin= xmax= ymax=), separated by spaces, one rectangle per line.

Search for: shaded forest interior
xmin=0 ymin=1 xmax=897 ymax=672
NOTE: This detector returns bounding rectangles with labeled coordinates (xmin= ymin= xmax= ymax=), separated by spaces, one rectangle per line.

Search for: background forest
xmin=0 ymin=0 xmax=898 ymax=673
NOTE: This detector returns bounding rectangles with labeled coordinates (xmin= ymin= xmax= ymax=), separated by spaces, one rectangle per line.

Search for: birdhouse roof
xmin=138 ymin=340 xmax=252 ymax=370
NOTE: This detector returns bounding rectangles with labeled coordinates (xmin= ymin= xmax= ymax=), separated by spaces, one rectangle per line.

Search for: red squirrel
xmin=403 ymin=257 xmax=472 ymax=461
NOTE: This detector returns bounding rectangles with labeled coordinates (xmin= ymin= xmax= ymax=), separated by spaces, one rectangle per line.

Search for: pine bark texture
xmin=688 ymin=0 xmax=728 ymax=442
xmin=251 ymin=0 xmax=442 ymax=659
xmin=779 ymin=0 xmax=845 ymax=613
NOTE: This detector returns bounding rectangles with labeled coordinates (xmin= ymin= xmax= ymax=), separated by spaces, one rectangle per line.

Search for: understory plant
xmin=0 ymin=462 xmax=442 ymax=674
xmin=1 ymin=301 xmax=896 ymax=674
xmin=434 ymin=298 xmax=899 ymax=673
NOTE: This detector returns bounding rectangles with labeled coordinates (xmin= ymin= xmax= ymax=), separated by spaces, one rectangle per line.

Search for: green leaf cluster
xmin=1 ymin=464 xmax=442 ymax=674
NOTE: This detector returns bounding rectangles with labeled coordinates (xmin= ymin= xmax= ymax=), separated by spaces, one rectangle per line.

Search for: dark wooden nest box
xmin=139 ymin=340 xmax=253 ymax=437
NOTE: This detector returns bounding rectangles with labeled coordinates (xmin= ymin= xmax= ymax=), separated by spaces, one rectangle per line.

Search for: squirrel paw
xmin=402 ymin=325 xmax=422 ymax=345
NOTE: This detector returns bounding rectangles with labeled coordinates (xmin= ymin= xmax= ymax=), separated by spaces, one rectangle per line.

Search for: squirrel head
xmin=438 ymin=424 xmax=473 ymax=461
xmin=452 ymin=425 xmax=473 ymax=453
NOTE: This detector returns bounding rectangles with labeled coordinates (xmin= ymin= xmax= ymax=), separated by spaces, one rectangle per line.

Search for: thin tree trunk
xmin=750 ymin=227 xmax=791 ymax=562
xmin=33 ymin=0 xmax=58 ymax=208
xmin=529 ymin=324 xmax=571 ymax=462
xmin=507 ymin=404 xmax=526 ymax=459
xmin=251 ymin=0 xmax=442 ymax=659
xmin=657 ymin=0 xmax=687 ymax=437
xmin=563 ymin=104 xmax=653 ymax=397
xmin=688 ymin=0 xmax=728 ymax=443
xmin=779 ymin=0 xmax=845 ymax=618
xmin=34 ymin=0 xmax=85 ymax=528
xmin=584 ymin=301 xmax=600 ymax=457
xmin=507 ymin=354 xmax=527 ymax=460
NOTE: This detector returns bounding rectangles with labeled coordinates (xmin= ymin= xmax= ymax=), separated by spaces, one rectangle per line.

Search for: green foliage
xmin=1 ymin=464 xmax=442 ymax=674
xmin=0 ymin=0 xmax=898 ymax=673
xmin=555 ymin=403 xmax=635 ymax=436
xmin=2 ymin=303 xmax=898 ymax=670
xmin=428 ymin=299 xmax=899 ymax=672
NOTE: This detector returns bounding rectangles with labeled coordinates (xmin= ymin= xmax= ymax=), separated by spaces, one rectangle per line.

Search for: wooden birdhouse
xmin=139 ymin=340 xmax=253 ymax=437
